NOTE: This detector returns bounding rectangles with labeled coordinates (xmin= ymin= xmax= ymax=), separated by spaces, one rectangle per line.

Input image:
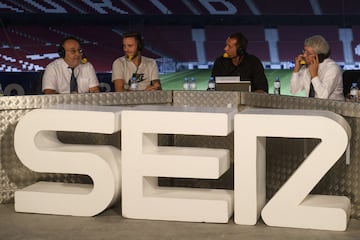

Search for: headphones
xmin=58 ymin=36 xmax=81 ymax=58
xmin=317 ymin=48 xmax=331 ymax=63
xmin=229 ymin=32 xmax=247 ymax=57
xmin=123 ymin=32 xmax=144 ymax=52
xmin=237 ymin=46 xmax=245 ymax=57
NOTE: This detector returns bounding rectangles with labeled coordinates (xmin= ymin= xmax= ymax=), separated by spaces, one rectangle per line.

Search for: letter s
xmin=14 ymin=105 xmax=122 ymax=216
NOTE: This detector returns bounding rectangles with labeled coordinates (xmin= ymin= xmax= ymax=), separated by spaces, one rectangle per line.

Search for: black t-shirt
xmin=211 ymin=54 xmax=269 ymax=92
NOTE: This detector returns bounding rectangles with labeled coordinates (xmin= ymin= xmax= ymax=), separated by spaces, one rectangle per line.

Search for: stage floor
xmin=1 ymin=203 xmax=360 ymax=240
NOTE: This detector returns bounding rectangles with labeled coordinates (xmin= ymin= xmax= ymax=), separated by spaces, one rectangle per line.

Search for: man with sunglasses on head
xmin=290 ymin=35 xmax=344 ymax=100
xmin=42 ymin=36 xmax=99 ymax=94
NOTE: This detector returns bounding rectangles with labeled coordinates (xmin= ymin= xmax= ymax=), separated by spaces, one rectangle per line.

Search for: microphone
xmin=81 ymin=57 xmax=88 ymax=64
xmin=127 ymin=51 xmax=139 ymax=61
xmin=223 ymin=52 xmax=229 ymax=58
xmin=80 ymin=49 xmax=87 ymax=64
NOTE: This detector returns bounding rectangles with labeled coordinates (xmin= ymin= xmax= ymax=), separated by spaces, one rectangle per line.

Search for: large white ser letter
xmin=14 ymin=104 xmax=122 ymax=216
xmin=234 ymin=108 xmax=351 ymax=231
xmin=121 ymin=105 xmax=235 ymax=223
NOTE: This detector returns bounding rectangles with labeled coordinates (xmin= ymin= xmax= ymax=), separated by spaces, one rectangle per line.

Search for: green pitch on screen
xmin=160 ymin=69 xmax=305 ymax=97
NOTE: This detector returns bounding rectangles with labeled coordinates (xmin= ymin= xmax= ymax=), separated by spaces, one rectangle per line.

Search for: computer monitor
xmin=214 ymin=76 xmax=251 ymax=92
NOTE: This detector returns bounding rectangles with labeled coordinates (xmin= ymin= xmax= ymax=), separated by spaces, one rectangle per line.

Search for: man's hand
xmin=308 ymin=54 xmax=319 ymax=79
xmin=293 ymin=54 xmax=305 ymax=73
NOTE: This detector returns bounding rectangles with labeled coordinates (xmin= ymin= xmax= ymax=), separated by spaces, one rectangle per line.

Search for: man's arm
xmin=43 ymin=89 xmax=57 ymax=94
xmin=145 ymin=80 xmax=161 ymax=91
xmin=144 ymin=59 xmax=162 ymax=91
xmin=211 ymin=58 xmax=222 ymax=77
xmin=42 ymin=63 xmax=58 ymax=94
xmin=86 ymin=62 xmax=100 ymax=93
xmin=113 ymin=79 xmax=126 ymax=92
xmin=252 ymin=59 xmax=268 ymax=93
xmin=311 ymin=62 xmax=341 ymax=99
xmin=89 ymin=86 xmax=100 ymax=93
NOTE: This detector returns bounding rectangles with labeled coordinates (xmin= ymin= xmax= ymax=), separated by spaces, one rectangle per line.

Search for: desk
xmin=1 ymin=90 xmax=360 ymax=221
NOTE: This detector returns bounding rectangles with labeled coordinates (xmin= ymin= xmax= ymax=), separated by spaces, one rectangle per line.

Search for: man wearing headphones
xmin=112 ymin=32 xmax=161 ymax=91
xmin=42 ymin=36 xmax=99 ymax=94
xmin=212 ymin=32 xmax=268 ymax=93
xmin=290 ymin=35 xmax=344 ymax=100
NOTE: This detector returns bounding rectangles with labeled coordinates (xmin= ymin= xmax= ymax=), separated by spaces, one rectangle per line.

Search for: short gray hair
xmin=304 ymin=35 xmax=330 ymax=55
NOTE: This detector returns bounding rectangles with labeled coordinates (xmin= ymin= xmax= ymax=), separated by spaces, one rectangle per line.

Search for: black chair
xmin=342 ymin=70 xmax=360 ymax=97
xmin=33 ymin=70 xmax=44 ymax=94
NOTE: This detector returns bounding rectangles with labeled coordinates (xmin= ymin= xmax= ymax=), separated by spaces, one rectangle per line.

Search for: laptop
xmin=215 ymin=76 xmax=251 ymax=92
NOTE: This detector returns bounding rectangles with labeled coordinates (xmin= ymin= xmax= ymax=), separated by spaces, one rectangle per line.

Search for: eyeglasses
xmin=302 ymin=49 xmax=314 ymax=56
xmin=65 ymin=49 xmax=83 ymax=55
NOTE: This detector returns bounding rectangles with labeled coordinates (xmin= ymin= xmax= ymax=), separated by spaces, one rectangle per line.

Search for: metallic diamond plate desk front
xmin=2 ymin=91 xmax=360 ymax=219
xmin=0 ymin=91 xmax=172 ymax=203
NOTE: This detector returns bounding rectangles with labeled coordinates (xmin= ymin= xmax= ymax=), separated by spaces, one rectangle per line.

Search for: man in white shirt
xmin=290 ymin=35 xmax=344 ymax=101
xmin=112 ymin=32 xmax=161 ymax=91
xmin=42 ymin=36 xmax=99 ymax=94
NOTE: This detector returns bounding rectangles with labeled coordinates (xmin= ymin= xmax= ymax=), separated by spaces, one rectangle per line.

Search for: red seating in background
xmin=277 ymin=25 xmax=343 ymax=62
xmin=8 ymin=26 xmax=61 ymax=44
xmin=1 ymin=0 xmax=360 ymax=74
xmin=0 ymin=23 xmax=355 ymax=72
xmin=277 ymin=25 xmax=339 ymax=41
xmin=318 ymin=0 xmax=360 ymax=15
xmin=277 ymin=41 xmax=303 ymax=62
xmin=142 ymin=25 xmax=197 ymax=62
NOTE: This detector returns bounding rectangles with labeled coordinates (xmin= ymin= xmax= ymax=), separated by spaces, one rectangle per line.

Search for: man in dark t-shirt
xmin=212 ymin=32 xmax=268 ymax=93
